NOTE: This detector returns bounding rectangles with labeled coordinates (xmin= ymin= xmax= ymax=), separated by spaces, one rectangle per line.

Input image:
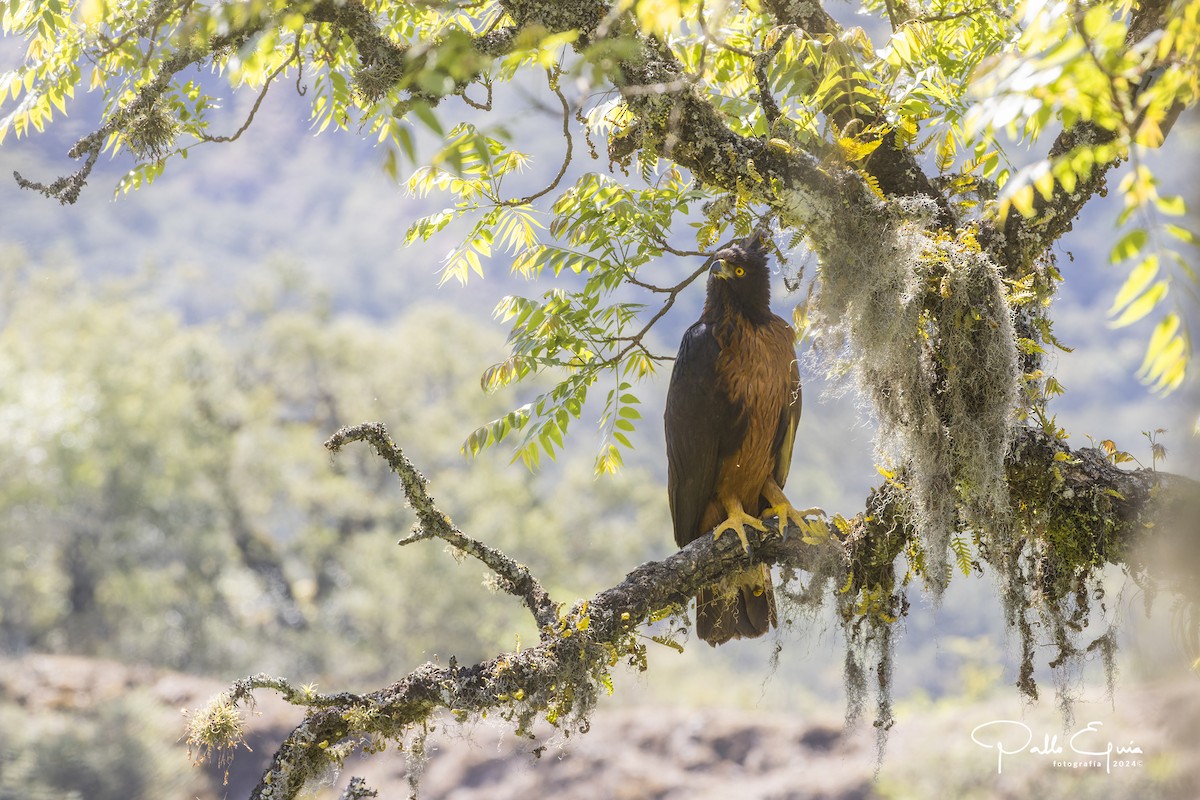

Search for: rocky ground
xmin=2 ymin=653 xmax=1196 ymax=800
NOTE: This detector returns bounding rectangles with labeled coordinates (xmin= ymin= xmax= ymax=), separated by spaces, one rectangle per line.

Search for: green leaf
xmin=1006 ymin=183 xmax=1036 ymax=219
xmin=1108 ymin=229 xmax=1147 ymax=263
xmin=395 ymin=125 xmax=415 ymax=162
xmin=1137 ymin=313 xmax=1188 ymax=394
xmin=837 ymin=136 xmax=883 ymax=163
xmin=1155 ymin=195 xmax=1186 ymax=216
xmin=411 ymin=101 xmax=442 ymax=136
xmin=1164 ymin=223 xmax=1198 ymax=245
xmin=1110 ymin=276 xmax=1168 ymax=329
xmin=649 ymin=634 xmax=685 ymax=653
xmin=594 ymin=444 xmax=623 ymax=475
xmin=1107 ymin=255 xmax=1159 ymax=320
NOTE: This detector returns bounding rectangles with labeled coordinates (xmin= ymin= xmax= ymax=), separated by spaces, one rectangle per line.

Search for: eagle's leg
xmin=713 ymin=494 xmax=769 ymax=553
xmin=761 ymin=477 xmax=824 ymax=539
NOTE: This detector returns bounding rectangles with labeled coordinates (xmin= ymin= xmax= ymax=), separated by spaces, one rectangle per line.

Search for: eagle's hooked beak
xmin=710 ymin=257 xmax=734 ymax=280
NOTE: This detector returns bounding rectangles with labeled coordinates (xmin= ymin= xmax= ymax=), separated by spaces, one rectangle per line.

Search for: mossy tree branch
xmin=325 ymin=423 xmax=560 ymax=632
xmin=186 ymin=421 xmax=1196 ymax=800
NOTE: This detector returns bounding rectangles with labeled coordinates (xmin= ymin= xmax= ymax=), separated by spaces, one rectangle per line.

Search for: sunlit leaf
xmin=837 ymin=136 xmax=883 ymax=163
xmin=1109 ymin=229 xmax=1147 ymax=263
xmin=1155 ymin=195 xmax=1186 ymax=216
xmin=1164 ymin=224 xmax=1198 ymax=245
xmin=1137 ymin=313 xmax=1189 ymax=393
xmin=1110 ymin=277 xmax=1169 ymax=329
xmin=1108 ymin=255 xmax=1159 ymax=319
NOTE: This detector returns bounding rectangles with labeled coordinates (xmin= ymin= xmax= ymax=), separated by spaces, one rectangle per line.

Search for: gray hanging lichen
xmin=805 ymin=196 xmax=1020 ymax=597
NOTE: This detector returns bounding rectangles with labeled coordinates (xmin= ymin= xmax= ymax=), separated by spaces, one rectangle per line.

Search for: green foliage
xmin=405 ymin=122 xmax=538 ymax=285
xmin=1107 ymin=168 xmax=1194 ymax=393
xmin=967 ymin=1 xmax=1200 ymax=392
xmin=1 ymin=2 xmax=1197 ymax=772
xmin=3 ymin=0 xmax=1197 ymax=452
xmin=412 ymin=157 xmax=703 ymax=471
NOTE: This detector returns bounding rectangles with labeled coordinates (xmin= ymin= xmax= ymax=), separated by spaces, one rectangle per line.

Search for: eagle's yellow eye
xmin=734 ymin=266 xmax=745 ymax=277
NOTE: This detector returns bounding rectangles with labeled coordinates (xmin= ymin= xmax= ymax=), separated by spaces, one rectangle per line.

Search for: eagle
xmin=664 ymin=233 xmax=817 ymax=646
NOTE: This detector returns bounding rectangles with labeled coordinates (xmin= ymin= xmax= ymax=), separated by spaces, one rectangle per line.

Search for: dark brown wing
xmin=771 ymin=339 xmax=802 ymax=489
xmin=665 ymin=321 xmax=737 ymax=547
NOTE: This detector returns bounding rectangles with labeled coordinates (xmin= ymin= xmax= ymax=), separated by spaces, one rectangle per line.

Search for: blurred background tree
xmin=0 ymin=255 xmax=674 ymax=681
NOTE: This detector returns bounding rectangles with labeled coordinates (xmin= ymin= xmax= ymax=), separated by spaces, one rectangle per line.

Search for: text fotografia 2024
xmin=971 ymin=719 xmax=1145 ymax=774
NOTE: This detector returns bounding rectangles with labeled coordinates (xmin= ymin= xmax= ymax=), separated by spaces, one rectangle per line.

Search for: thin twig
xmin=325 ymin=423 xmax=560 ymax=631
xmin=655 ymin=240 xmax=712 ymax=259
xmin=606 ymin=230 xmax=749 ymax=364
xmin=911 ymin=3 xmax=996 ymax=25
xmin=753 ymin=28 xmax=790 ymax=125
xmin=200 ymin=54 xmax=296 ymax=143
xmin=598 ymin=260 xmax=712 ymax=367
xmin=460 ymin=75 xmax=493 ymax=110
xmin=502 ymin=69 xmax=573 ymax=206
xmin=698 ymin=1 xmax=755 ymax=60
xmin=228 ymin=674 xmax=364 ymax=709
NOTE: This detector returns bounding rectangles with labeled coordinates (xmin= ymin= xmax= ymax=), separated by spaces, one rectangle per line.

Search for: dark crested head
xmin=702 ymin=233 xmax=773 ymax=322
xmin=714 ymin=234 xmax=769 ymax=272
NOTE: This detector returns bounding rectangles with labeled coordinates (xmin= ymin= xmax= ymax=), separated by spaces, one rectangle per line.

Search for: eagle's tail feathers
xmin=695 ymin=564 xmax=776 ymax=646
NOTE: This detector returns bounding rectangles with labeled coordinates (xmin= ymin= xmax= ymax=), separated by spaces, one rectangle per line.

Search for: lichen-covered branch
xmin=1005 ymin=425 xmax=1200 ymax=594
xmin=325 ymin=422 xmax=560 ymax=631
xmin=14 ymin=19 xmax=264 ymax=204
xmin=186 ymin=422 xmax=1195 ymax=800
xmin=760 ymin=0 xmax=957 ymax=227
xmin=230 ymin=498 xmax=839 ymax=799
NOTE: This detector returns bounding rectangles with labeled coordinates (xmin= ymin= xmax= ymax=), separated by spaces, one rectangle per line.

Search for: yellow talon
xmin=713 ymin=500 xmax=769 ymax=553
xmin=761 ymin=478 xmax=824 ymax=539
xmin=768 ymin=503 xmax=826 ymax=539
